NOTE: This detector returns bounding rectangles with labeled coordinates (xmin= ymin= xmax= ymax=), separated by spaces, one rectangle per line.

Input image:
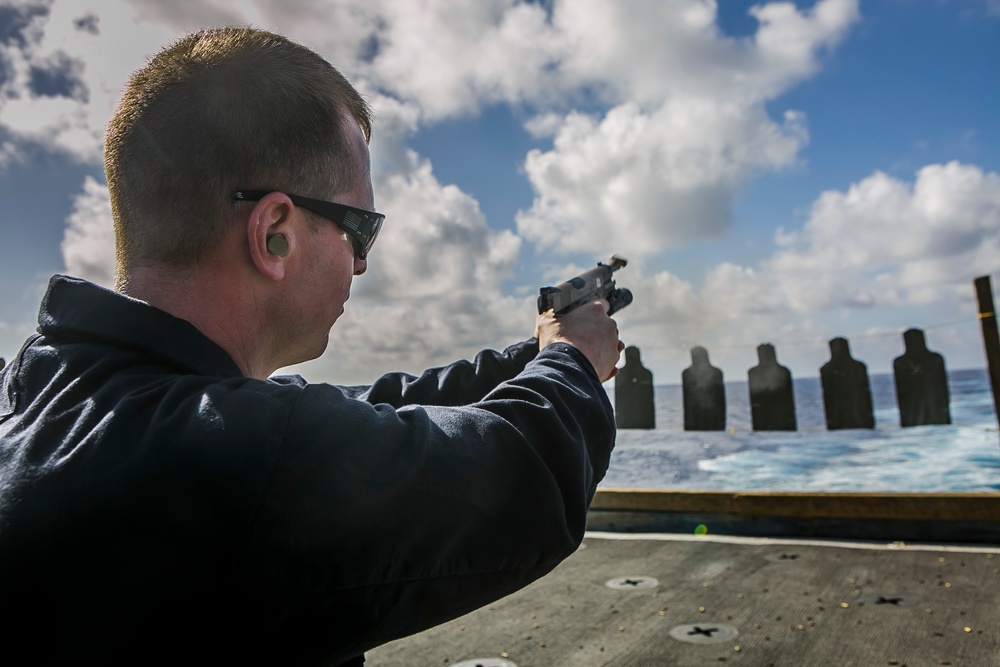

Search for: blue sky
xmin=1 ymin=0 xmax=998 ymax=386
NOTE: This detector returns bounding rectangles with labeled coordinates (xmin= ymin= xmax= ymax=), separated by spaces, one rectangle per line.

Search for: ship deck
xmin=369 ymin=490 xmax=1000 ymax=666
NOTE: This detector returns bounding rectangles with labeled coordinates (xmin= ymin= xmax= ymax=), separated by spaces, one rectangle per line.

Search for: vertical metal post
xmin=973 ymin=276 xmax=1000 ymax=437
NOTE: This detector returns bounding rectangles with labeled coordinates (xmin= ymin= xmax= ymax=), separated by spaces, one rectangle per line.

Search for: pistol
xmin=537 ymin=255 xmax=633 ymax=316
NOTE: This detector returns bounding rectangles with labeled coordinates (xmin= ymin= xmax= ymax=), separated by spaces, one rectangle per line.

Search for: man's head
xmin=105 ymin=27 xmax=373 ymax=286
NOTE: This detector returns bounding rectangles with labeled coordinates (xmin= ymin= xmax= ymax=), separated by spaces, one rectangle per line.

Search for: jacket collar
xmin=38 ymin=275 xmax=244 ymax=378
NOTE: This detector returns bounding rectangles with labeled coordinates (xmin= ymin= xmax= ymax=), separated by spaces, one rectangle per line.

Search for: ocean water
xmin=601 ymin=369 xmax=1000 ymax=493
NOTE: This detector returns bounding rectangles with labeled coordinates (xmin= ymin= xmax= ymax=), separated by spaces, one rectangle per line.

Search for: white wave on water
xmin=601 ymin=369 xmax=1000 ymax=492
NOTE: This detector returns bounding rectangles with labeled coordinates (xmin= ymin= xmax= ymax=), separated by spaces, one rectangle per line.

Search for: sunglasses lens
xmin=341 ymin=209 xmax=383 ymax=259
xmin=365 ymin=217 xmax=383 ymax=256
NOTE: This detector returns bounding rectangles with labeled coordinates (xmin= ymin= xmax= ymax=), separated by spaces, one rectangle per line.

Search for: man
xmin=0 ymin=27 xmax=622 ymax=665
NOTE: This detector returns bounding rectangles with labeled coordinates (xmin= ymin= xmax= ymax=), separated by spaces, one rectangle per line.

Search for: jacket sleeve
xmin=235 ymin=343 xmax=615 ymax=665
xmin=336 ymin=339 xmax=540 ymax=407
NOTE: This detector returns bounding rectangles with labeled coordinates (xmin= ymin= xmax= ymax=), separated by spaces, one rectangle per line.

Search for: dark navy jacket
xmin=0 ymin=275 xmax=616 ymax=665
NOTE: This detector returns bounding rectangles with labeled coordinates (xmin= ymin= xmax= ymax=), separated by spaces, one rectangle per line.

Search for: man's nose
xmin=353 ymin=256 xmax=367 ymax=276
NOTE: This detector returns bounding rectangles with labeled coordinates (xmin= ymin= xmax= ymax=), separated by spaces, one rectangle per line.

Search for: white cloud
xmin=515 ymin=0 xmax=855 ymax=259
xmin=355 ymin=0 xmax=558 ymax=120
xmin=366 ymin=149 xmax=521 ymax=300
xmin=748 ymin=0 xmax=860 ymax=97
xmin=61 ymin=175 xmax=115 ymax=287
xmin=767 ymin=161 xmax=1000 ymax=312
xmin=314 ymin=0 xmax=858 ymax=263
xmin=0 ymin=0 xmax=174 ymax=162
xmin=516 ymin=102 xmax=808 ymax=258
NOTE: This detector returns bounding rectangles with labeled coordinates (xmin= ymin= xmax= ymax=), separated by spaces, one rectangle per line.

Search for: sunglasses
xmin=233 ymin=190 xmax=384 ymax=260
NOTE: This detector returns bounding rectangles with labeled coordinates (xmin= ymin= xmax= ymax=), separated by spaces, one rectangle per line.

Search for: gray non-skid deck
xmin=369 ymin=533 xmax=999 ymax=666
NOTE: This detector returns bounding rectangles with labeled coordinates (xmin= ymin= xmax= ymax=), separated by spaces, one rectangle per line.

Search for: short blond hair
xmin=105 ymin=27 xmax=372 ymax=281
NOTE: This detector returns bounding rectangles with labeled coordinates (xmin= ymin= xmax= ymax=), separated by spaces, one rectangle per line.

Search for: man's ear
xmin=246 ymin=192 xmax=295 ymax=281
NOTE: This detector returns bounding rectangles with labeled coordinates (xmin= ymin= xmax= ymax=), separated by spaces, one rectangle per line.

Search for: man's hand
xmin=536 ymin=299 xmax=625 ymax=382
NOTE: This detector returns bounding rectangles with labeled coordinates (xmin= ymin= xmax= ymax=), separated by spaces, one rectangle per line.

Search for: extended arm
xmin=238 ymin=343 xmax=615 ymax=663
xmin=337 ymin=338 xmax=540 ymax=407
